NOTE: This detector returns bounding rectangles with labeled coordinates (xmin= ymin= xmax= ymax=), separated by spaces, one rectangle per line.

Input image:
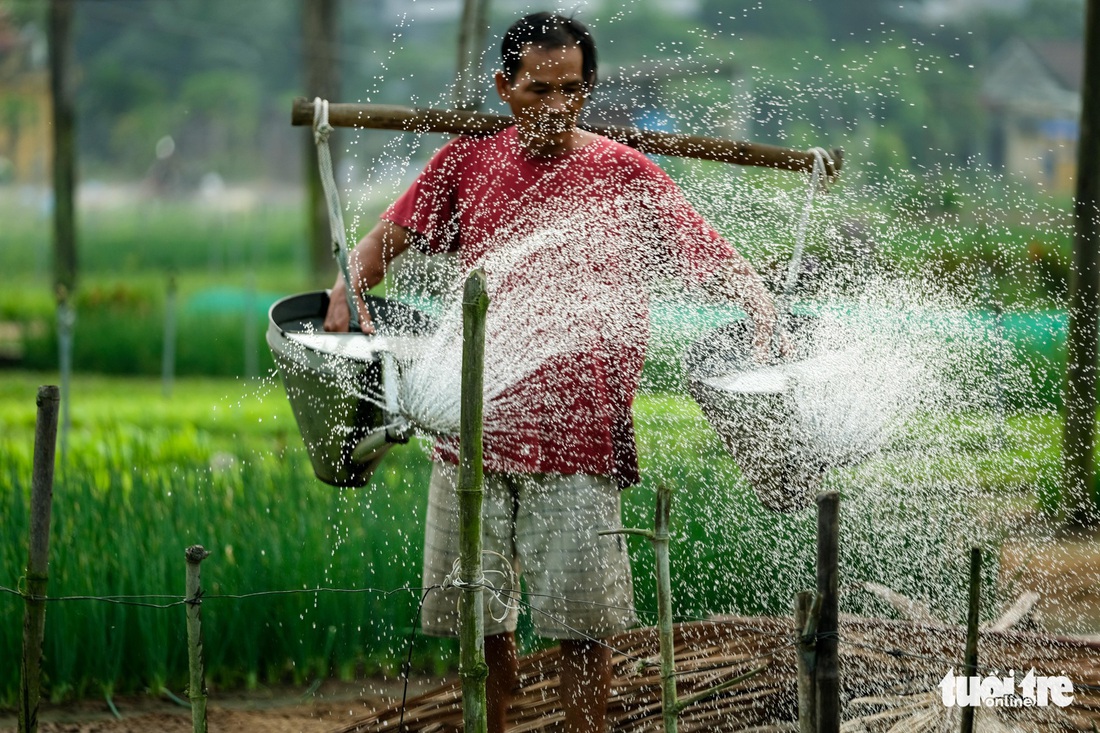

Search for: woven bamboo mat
xmin=333 ymin=616 xmax=1100 ymax=732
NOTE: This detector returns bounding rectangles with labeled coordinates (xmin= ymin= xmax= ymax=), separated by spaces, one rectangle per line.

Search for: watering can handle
xmin=312 ymin=97 xmax=360 ymax=332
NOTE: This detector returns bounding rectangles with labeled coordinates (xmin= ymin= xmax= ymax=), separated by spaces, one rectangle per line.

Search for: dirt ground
xmin=0 ymin=678 xmax=449 ymax=733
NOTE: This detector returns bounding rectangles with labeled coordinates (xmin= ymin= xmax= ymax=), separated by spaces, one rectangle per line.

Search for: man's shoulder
xmin=585 ymin=132 xmax=674 ymax=180
xmin=430 ymin=127 xmax=513 ymax=162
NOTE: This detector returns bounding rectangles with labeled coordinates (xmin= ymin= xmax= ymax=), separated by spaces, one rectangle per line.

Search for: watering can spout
xmin=351 ymin=418 xmax=412 ymax=465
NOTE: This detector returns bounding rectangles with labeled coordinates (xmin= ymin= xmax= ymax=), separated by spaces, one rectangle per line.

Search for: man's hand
xmin=702 ymin=257 xmax=783 ymax=364
xmin=750 ymin=298 xmax=778 ymax=364
xmin=322 ymin=220 xmax=413 ymax=333
xmin=324 ymin=276 xmax=375 ymax=334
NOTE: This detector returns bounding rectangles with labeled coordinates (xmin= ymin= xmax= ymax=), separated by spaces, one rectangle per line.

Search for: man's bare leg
xmin=559 ymin=638 xmax=613 ymax=733
xmin=486 ymin=631 xmax=518 ymax=733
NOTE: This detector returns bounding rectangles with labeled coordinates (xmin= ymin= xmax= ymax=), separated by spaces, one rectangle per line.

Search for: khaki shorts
xmin=420 ymin=462 xmax=636 ymax=640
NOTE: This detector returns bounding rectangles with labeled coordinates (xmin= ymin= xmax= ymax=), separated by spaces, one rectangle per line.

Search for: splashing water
xmin=277 ymin=10 xmax=1100 ymax=712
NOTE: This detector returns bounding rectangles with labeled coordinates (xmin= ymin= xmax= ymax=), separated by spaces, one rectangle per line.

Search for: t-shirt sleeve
xmin=381 ymin=137 xmax=468 ymax=255
xmin=631 ymin=153 xmax=736 ymax=285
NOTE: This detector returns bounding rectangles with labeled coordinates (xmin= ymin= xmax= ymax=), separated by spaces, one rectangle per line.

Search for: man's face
xmin=496 ymin=43 xmax=589 ymax=149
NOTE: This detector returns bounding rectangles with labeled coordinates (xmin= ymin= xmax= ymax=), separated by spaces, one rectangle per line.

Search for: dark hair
xmin=500 ymin=13 xmax=597 ymax=89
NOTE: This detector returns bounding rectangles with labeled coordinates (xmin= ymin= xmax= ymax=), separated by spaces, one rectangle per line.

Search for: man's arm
xmin=701 ymin=252 xmax=779 ymax=362
xmin=323 ymin=219 xmax=415 ymax=333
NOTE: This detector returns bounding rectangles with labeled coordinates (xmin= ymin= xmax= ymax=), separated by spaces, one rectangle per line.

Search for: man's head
xmin=500 ymin=13 xmax=597 ymax=90
xmin=496 ymin=13 xmax=598 ymax=154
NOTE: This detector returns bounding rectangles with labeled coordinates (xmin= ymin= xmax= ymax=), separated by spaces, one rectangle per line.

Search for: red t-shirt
xmin=383 ymin=126 xmax=735 ymax=486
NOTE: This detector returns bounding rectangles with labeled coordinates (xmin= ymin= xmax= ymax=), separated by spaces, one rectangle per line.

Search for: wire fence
xmin=5 ymin=577 xmax=1097 ymax=692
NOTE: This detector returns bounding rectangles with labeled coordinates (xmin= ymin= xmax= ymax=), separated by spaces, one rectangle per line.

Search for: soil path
xmin=0 ymin=678 xmax=447 ymax=733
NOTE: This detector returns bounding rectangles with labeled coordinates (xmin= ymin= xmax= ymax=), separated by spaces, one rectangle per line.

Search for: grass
xmin=0 ymin=373 xmax=1063 ymax=705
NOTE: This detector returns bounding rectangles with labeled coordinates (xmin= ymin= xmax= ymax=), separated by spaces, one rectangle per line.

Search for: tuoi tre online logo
xmin=939 ymin=669 xmax=1075 ymax=708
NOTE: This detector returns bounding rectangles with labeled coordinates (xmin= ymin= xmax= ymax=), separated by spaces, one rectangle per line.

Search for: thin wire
xmin=5 ymin=583 xmax=1096 ymax=691
xmin=0 ymin=583 xmax=438 ymax=607
xmin=495 ymin=586 xmax=794 ymax=641
xmin=399 ymin=585 xmax=441 ymax=733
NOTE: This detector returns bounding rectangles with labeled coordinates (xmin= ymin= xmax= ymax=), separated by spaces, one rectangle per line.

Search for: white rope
xmin=781 ymin=147 xmax=833 ymax=298
xmin=312 ymin=97 xmax=360 ymax=330
xmin=770 ymin=147 xmax=833 ymax=359
xmin=442 ymin=551 xmax=521 ymax=625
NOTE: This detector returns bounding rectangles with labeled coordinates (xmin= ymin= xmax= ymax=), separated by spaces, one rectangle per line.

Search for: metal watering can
xmin=683 ymin=318 xmax=829 ymax=513
xmin=266 ymin=290 xmax=434 ymax=487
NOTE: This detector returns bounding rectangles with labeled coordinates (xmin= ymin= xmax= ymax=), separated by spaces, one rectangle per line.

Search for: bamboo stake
xmin=960 ymin=547 xmax=981 ymax=733
xmin=602 ymin=487 xmax=768 ymax=731
xmin=185 ymin=545 xmax=211 ymax=733
xmin=458 ymin=268 xmax=489 ymax=733
xmin=18 ymin=385 xmax=60 ymax=733
xmin=816 ymin=491 xmax=840 ymax=733
xmin=794 ymin=590 xmax=821 ymax=733
xmin=653 ymin=485 xmax=679 ymax=733
xmin=290 ymin=98 xmax=843 ymax=178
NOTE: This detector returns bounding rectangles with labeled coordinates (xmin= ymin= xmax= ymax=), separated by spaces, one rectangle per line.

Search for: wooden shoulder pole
xmin=290 ymin=98 xmax=843 ymax=179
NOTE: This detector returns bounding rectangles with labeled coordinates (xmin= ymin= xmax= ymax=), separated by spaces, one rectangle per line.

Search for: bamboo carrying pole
xmin=815 ymin=491 xmax=840 ymax=733
xmin=18 ymin=386 xmax=60 ymax=733
xmin=959 ymin=547 xmax=982 ymax=733
xmin=458 ymin=269 xmax=490 ymax=733
xmin=185 ymin=545 xmax=211 ymax=733
xmin=794 ymin=590 xmax=820 ymax=733
xmin=290 ymin=98 xmax=843 ymax=178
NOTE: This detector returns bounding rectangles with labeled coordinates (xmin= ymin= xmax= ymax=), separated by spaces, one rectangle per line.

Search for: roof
xmin=1027 ymin=39 xmax=1084 ymax=92
xmin=981 ymin=37 xmax=1082 ymax=117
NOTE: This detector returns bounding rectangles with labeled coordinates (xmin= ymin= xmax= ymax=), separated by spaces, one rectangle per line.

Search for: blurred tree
xmin=699 ymin=0 xmax=825 ymax=40
xmin=303 ymin=0 xmax=340 ymax=282
xmin=49 ymin=0 xmax=76 ymax=294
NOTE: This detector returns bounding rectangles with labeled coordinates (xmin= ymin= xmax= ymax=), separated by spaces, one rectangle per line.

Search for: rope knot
xmin=312 ymin=97 xmax=334 ymax=145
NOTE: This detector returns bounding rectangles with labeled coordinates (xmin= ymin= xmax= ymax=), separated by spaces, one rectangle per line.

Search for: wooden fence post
xmin=458 ymin=269 xmax=489 ymax=733
xmin=816 ymin=491 xmax=840 ymax=733
xmin=18 ymin=386 xmax=61 ymax=733
xmin=960 ymin=547 xmax=981 ymax=733
xmin=185 ymin=545 xmax=211 ymax=733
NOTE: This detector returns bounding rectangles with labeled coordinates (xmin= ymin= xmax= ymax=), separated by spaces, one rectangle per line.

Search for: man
xmin=325 ymin=12 xmax=777 ymax=732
